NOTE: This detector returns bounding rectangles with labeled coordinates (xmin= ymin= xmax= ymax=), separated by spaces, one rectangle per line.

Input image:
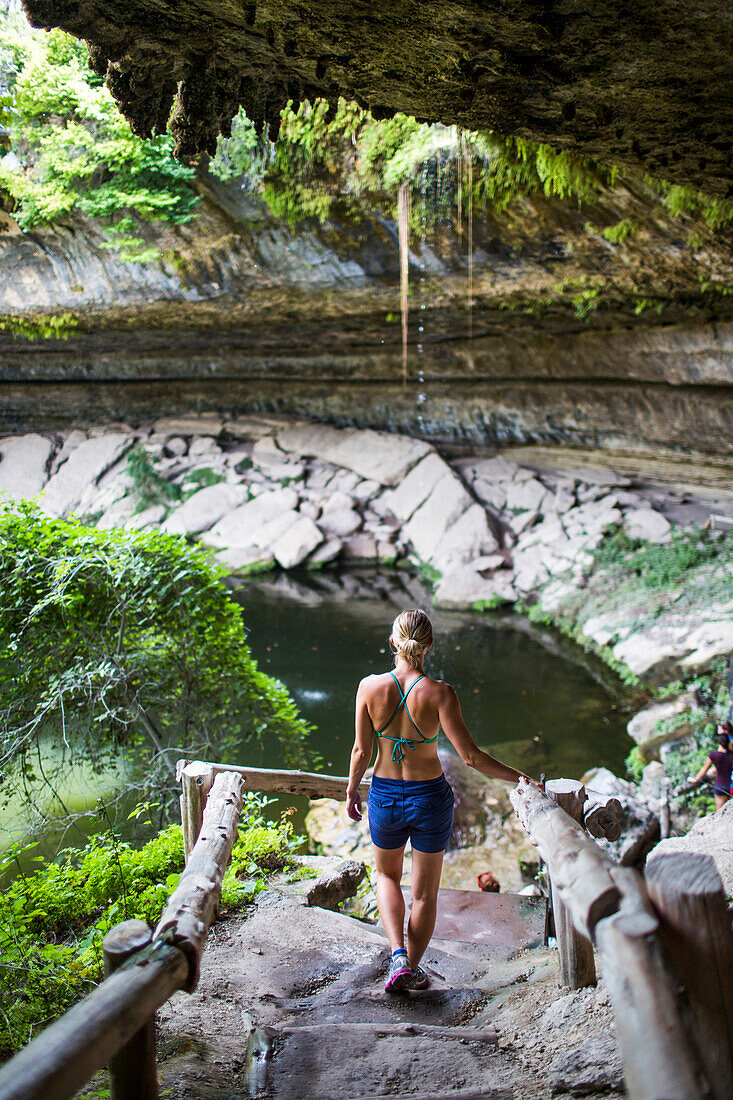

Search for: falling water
xmin=456 ymin=128 xmax=463 ymax=244
xmin=398 ymin=181 xmax=411 ymax=387
xmin=467 ymin=150 xmax=473 ymax=340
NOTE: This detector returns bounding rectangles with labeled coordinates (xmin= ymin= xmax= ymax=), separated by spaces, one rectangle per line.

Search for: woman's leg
xmin=407 ymin=849 xmax=444 ymax=970
xmin=714 ymin=792 xmax=730 ymax=810
xmin=373 ymin=844 xmax=407 ymax=952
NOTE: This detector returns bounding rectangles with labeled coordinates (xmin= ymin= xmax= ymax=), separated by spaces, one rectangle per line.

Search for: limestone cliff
xmin=1 ymin=171 xmax=732 ymax=455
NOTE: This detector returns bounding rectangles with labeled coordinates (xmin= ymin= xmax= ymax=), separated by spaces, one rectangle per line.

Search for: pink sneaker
xmin=385 ymin=951 xmax=411 ymax=992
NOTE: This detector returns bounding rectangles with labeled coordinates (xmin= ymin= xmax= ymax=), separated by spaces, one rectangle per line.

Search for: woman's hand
xmin=346 ymin=789 xmax=362 ymax=822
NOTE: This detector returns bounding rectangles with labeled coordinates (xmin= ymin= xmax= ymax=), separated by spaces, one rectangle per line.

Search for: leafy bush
xmin=0 ymin=503 xmax=314 ymax=813
xmin=0 ymin=13 xmax=197 ymax=256
xmin=0 ymin=793 xmax=298 ymax=1060
xmin=593 ymin=528 xmax=733 ymax=590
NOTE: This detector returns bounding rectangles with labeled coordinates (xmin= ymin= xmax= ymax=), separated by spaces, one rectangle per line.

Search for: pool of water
xmin=230 ymin=569 xmax=633 ymax=782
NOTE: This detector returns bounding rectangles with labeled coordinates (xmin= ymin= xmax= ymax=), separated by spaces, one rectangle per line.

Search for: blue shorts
xmin=367 ymin=774 xmax=454 ymax=854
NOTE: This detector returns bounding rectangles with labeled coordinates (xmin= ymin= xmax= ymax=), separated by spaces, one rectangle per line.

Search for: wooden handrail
xmin=0 ymin=769 xmax=246 ymax=1100
xmin=0 ymin=761 xmax=367 ymax=1100
xmin=177 ymin=759 xmax=369 ymax=861
xmin=511 ymin=778 xmax=733 ymax=1100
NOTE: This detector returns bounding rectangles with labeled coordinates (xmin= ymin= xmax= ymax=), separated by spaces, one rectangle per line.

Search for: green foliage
xmin=593 ymin=528 xmax=733 ymax=591
xmin=0 ymin=793 xmax=298 ymax=1060
xmin=600 ymin=219 xmax=638 ymax=244
xmin=625 ymin=745 xmax=646 ymax=782
xmin=260 ymin=97 xmax=615 ymax=229
xmin=647 ymin=178 xmax=733 ymax=231
xmin=0 ymin=311 xmax=78 ymax=340
xmin=125 ymin=446 xmax=226 ymax=515
xmin=0 ymin=503 xmax=314 ymax=810
xmin=0 ymin=12 xmax=197 ymax=256
xmin=209 ymin=108 xmax=262 ymax=183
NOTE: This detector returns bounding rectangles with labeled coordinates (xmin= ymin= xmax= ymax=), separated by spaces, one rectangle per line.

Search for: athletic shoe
xmin=384 ymin=951 xmax=411 ymax=992
xmin=404 ymin=967 xmax=429 ymax=990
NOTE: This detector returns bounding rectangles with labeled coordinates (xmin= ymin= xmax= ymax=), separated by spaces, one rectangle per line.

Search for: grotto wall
xmin=1 ymin=173 xmax=732 ymax=456
xmin=21 ymin=0 xmax=733 ymax=195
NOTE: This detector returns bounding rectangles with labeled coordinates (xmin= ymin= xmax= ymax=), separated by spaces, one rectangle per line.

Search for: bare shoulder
xmin=423 ymin=676 xmax=457 ymax=705
xmin=357 ymin=671 xmax=389 ymax=695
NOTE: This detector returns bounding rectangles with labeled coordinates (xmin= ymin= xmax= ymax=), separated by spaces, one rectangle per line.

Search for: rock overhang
xmin=21 ymin=0 xmax=733 ymax=195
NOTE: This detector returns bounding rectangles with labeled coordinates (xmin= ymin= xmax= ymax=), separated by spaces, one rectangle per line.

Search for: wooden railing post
xmin=645 ymin=852 xmax=733 ymax=1100
xmin=545 ymin=779 xmax=596 ymax=989
xmin=103 ymin=920 xmax=157 ymax=1100
xmin=180 ymin=761 xmax=214 ymax=863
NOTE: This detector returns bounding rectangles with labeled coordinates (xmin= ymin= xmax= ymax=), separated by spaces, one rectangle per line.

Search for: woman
xmin=346 ymin=608 xmax=538 ymax=993
xmin=688 ymin=721 xmax=733 ymax=810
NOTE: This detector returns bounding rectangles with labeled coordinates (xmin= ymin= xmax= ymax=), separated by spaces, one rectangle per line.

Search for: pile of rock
xmin=1 ymin=414 xmax=731 ymax=689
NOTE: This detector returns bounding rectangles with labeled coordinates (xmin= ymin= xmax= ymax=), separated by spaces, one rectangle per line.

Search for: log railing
xmin=0 ymin=762 xmax=358 ymax=1100
xmin=511 ymin=779 xmax=733 ymax=1100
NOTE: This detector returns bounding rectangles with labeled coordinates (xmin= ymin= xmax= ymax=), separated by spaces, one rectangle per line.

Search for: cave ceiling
xmin=22 ymin=0 xmax=733 ymax=196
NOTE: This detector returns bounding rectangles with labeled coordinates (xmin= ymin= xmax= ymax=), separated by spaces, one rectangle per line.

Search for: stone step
xmin=376 ymin=888 xmax=546 ymax=959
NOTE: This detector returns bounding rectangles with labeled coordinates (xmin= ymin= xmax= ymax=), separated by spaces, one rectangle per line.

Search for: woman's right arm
xmin=439 ymin=683 xmax=535 ymax=785
xmin=690 ymin=756 xmax=715 ymax=784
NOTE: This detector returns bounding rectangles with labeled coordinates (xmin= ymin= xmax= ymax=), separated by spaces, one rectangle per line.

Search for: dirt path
xmin=155 ymin=890 xmax=625 ymax=1100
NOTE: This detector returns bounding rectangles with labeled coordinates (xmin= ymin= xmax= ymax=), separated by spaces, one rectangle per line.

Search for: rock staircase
xmin=156 ymin=886 xmax=554 ymax=1100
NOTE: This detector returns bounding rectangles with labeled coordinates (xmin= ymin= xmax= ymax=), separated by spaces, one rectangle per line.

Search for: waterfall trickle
xmin=398 ymin=181 xmax=410 ymax=387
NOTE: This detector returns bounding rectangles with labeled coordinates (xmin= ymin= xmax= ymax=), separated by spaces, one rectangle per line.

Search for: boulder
xmin=678 ymin=618 xmax=733 ymax=672
xmin=276 ymin=422 xmax=431 ymax=485
xmin=511 ymin=544 xmax=551 ymax=592
xmin=627 ymin=692 xmax=698 ymax=746
xmin=204 ymin=488 xmax=299 ymax=549
xmin=430 ymin=504 xmax=499 ymax=572
xmin=319 ymin=508 xmax=362 ymax=538
xmin=403 ymin=474 xmax=472 ymax=562
xmin=612 ymin=631 xmax=685 ymax=683
xmin=49 ymin=429 xmax=87 ymax=474
xmin=163 ymin=483 xmax=249 ymax=535
xmin=188 ymin=436 xmax=220 ymax=456
xmin=342 ymin=533 xmax=378 ymax=560
xmin=126 ymin=504 xmax=166 ymax=530
xmin=96 ymin=494 xmax=138 ymax=529
xmin=623 ymin=507 xmax=672 ymax=543
xmin=646 ymin=800 xmax=733 ymax=896
xmin=504 ymin=476 xmax=549 ymax=513
xmin=351 ymin=478 xmax=380 ymax=503
xmin=307 ymin=538 xmax=342 ymax=566
xmin=472 ymin=478 xmax=507 ymax=510
xmin=165 ymin=436 xmax=188 ymax=457
xmin=321 ymin=490 xmax=354 ymax=514
xmin=381 ymin=452 xmax=453 ymax=522
xmin=548 ymin=1033 xmax=624 ymax=1096
xmin=272 ymin=516 xmax=323 ymax=568
xmin=433 ymin=566 xmax=517 ymax=609
xmin=462 ymin=456 xmax=524 ymax=483
xmin=38 ymin=434 xmax=132 ymax=518
xmin=0 ymin=433 xmax=53 ymax=500
xmin=305 ymin=860 xmax=367 ymax=910
xmin=215 ymin=546 xmax=274 ymax=574
xmin=581 ymin=767 xmax=659 ymax=866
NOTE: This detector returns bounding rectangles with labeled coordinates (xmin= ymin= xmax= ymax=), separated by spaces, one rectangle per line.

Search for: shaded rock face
xmin=2 ymin=171 xmax=732 ymax=455
xmin=22 ymin=0 xmax=733 ymax=194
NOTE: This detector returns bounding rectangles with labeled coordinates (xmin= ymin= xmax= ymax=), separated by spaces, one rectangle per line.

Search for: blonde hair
xmin=391 ymin=609 xmax=433 ymax=670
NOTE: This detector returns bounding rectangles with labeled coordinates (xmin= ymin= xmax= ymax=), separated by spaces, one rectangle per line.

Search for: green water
xmin=230 ymin=571 xmax=633 ymax=781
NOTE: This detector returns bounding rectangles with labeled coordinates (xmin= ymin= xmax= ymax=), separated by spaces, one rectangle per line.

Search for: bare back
xmin=359 ymin=670 xmax=447 ymax=781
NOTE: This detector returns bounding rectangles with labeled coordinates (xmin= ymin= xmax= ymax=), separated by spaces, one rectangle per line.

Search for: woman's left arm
xmin=346 ymin=678 xmax=374 ymax=821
